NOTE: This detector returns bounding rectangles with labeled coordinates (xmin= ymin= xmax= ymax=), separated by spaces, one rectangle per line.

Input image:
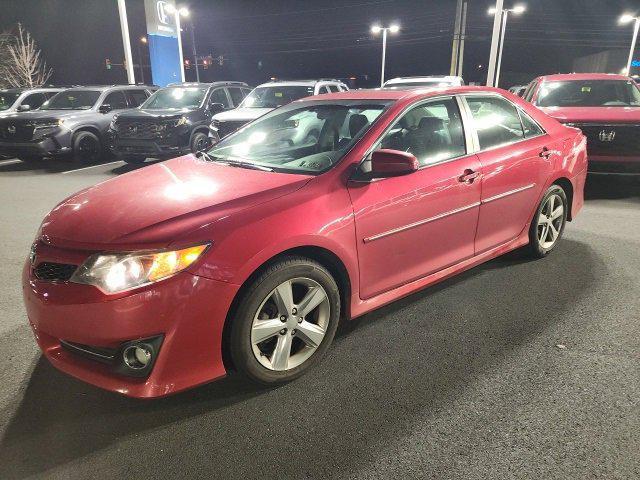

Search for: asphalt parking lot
xmin=0 ymin=157 xmax=638 ymax=480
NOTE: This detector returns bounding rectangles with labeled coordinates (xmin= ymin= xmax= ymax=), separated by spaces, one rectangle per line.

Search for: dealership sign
xmin=632 ymin=60 xmax=640 ymax=68
xmin=144 ymin=0 xmax=181 ymax=86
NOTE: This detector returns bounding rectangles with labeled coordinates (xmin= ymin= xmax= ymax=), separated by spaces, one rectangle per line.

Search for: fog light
xmin=123 ymin=344 xmax=152 ymax=370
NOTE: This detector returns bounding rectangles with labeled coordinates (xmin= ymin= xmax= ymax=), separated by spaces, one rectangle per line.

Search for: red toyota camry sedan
xmin=23 ymin=87 xmax=587 ymax=398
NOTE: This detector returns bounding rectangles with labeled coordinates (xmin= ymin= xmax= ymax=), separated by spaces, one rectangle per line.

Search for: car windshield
xmin=0 ymin=92 xmax=21 ymax=110
xmin=536 ymin=80 xmax=640 ymax=107
xmin=206 ymin=101 xmax=390 ymax=174
xmin=240 ymin=86 xmax=314 ymax=109
xmin=41 ymin=90 xmax=101 ymax=110
xmin=141 ymin=87 xmax=207 ymax=110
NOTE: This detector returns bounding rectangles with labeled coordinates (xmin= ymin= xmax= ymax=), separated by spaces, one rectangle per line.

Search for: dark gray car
xmin=0 ymin=85 xmax=154 ymax=162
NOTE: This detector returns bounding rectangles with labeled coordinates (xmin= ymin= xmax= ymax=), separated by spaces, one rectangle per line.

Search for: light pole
xmin=488 ymin=4 xmax=525 ymax=87
xmin=371 ymin=24 xmax=400 ymax=87
xmin=620 ymin=13 xmax=640 ymax=75
xmin=137 ymin=36 xmax=147 ymax=84
xmin=190 ymin=21 xmax=200 ymax=83
xmin=165 ymin=4 xmax=190 ymax=82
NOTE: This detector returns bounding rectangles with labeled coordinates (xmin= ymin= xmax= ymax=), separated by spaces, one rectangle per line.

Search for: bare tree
xmin=1 ymin=23 xmax=52 ymax=88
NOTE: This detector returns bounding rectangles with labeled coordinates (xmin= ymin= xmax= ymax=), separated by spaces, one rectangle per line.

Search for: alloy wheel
xmin=250 ymin=277 xmax=330 ymax=371
xmin=537 ymin=193 xmax=564 ymax=249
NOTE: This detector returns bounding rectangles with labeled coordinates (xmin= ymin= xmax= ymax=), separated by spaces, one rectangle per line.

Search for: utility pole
xmin=116 ymin=0 xmax=135 ymax=84
xmin=450 ymin=0 xmax=463 ymax=76
xmin=486 ymin=0 xmax=504 ymax=86
xmin=457 ymin=1 xmax=468 ymax=78
xmin=190 ymin=22 xmax=200 ymax=83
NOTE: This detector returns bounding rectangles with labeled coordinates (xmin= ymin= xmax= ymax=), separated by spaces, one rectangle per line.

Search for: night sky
xmin=2 ymin=0 xmax=640 ymax=88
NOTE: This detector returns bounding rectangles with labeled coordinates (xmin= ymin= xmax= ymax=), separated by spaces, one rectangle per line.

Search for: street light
xmin=620 ymin=13 xmax=640 ymax=75
xmin=488 ymin=4 xmax=526 ymax=87
xmin=371 ymin=24 xmax=400 ymax=87
xmin=165 ymin=4 xmax=190 ymax=82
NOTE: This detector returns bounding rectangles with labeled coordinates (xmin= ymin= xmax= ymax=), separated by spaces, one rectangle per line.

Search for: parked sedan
xmin=524 ymin=73 xmax=640 ymax=175
xmin=23 ymin=87 xmax=587 ymax=398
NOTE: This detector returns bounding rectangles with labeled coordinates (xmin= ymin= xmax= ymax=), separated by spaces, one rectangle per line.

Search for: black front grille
xmin=576 ymin=124 xmax=640 ymax=156
xmin=34 ymin=262 xmax=77 ymax=281
xmin=216 ymin=120 xmax=248 ymax=139
xmin=0 ymin=121 xmax=34 ymax=141
xmin=117 ymin=120 xmax=174 ymax=139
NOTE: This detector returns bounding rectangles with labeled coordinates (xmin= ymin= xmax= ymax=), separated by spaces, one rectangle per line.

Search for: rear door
xmin=461 ymin=94 xmax=556 ymax=253
xmin=348 ymin=96 xmax=482 ymax=299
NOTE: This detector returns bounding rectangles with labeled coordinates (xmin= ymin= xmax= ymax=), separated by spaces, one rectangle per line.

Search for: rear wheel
xmin=73 ymin=131 xmax=102 ymax=163
xmin=527 ymin=185 xmax=568 ymax=258
xmin=229 ymin=256 xmax=341 ymax=385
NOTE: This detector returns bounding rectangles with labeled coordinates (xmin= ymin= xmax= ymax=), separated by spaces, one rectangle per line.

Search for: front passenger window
xmin=378 ymin=97 xmax=466 ymax=166
xmin=103 ymin=91 xmax=128 ymax=110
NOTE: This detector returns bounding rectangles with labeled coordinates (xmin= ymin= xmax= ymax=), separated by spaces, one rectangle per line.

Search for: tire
xmin=229 ymin=256 xmax=341 ymax=385
xmin=190 ymin=131 xmax=210 ymax=153
xmin=73 ymin=131 xmax=102 ymax=163
xmin=527 ymin=184 xmax=568 ymax=258
xmin=121 ymin=155 xmax=147 ymax=164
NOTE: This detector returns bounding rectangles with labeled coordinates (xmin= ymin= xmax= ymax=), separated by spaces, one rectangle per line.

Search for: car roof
xmin=255 ymin=79 xmax=345 ymax=88
xmin=0 ymin=87 xmax=63 ymax=93
xmin=166 ymin=82 xmax=248 ymax=88
xmin=385 ymin=76 xmax=462 ymax=83
xmin=298 ymin=85 xmax=507 ymax=102
xmin=537 ymin=73 xmax=632 ymax=82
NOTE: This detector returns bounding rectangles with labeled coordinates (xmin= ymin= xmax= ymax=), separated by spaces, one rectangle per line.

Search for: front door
xmin=348 ymin=96 xmax=482 ymax=299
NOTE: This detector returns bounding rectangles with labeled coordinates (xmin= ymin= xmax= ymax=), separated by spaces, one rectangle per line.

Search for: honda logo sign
xmin=598 ymin=130 xmax=616 ymax=142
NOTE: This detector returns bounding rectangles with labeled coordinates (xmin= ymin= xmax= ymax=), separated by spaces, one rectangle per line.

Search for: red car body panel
xmin=23 ymin=87 xmax=587 ymax=398
xmin=528 ymin=73 xmax=640 ymax=173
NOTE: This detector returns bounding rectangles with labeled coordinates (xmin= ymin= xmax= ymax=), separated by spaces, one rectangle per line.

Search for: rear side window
xmin=103 ymin=91 xmax=128 ymax=110
xmin=524 ymin=81 xmax=538 ymax=102
xmin=465 ymin=96 xmax=524 ymax=150
xmin=228 ymin=87 xmax=247 ymax=107
xmin=328 ymin=85 xmax=340 ymax=93
xmin=125 ymin=89 xmax=149 ymax=107
xmin=210 ymin=88 xmax=230 ymax=108
xmin=519 ymin=110 xmax=544 ymax=138
xmin=22 ymin=92 xmax=46 ymax=109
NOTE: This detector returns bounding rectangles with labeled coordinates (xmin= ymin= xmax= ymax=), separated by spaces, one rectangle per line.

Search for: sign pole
xmin=117 ymin=0 xmax=136 ymax=84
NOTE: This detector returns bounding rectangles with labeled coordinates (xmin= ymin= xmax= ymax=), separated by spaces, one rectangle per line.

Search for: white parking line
xmin=61 ymin=161 xmax=124 ymax=174
xmin=0 ymin=159 xmax=22 ymax=166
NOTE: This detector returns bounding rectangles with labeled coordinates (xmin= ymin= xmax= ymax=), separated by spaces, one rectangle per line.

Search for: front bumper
xmin=0 ymin=134 xmax=71 ymax=158
xmin=588 ymin=155 xmax=640 ymax=175
xmin=22 ymin=257 xmax=240 ymax=398
xmin=108 ymin=130 xmax=191 ymax=159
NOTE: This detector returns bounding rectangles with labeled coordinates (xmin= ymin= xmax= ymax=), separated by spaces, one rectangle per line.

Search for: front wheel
xmin=229 ymin=256 xmax=341 ymax=385
xmin=190 ymin=131 xmax=210 ymax=153
xmin=527 ymin=185 xmax=568 ymax=258
xmin=73 ymin=131 xmax=103 ymax=163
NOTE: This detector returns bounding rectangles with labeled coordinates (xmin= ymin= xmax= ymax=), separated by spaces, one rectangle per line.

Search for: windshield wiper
xmin=196 ymin=151 xmax=274 ymax=172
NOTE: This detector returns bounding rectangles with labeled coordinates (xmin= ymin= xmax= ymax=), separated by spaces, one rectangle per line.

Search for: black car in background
xmin=108 ymin=81 xmax=250 ymax=164
xmin=0 ymin=85 xmax=154 ymax=162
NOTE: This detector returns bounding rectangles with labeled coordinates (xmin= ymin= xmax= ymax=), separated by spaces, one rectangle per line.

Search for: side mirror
xmin=370 ymin=149 xmax=419 ymax=177
xmin=99 ymin=104 xmax=112 ymax=114
xmin=17 ymin=104 xmax=31 ymax=112
xmin=208 ymin=102 xmax=225 ymax=114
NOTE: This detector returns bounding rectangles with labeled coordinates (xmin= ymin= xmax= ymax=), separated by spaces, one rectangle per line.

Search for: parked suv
xmin=382 ymin=76 xmax=464 ymax=89
xmin=0 ymin=85 xmax=154 ymax=162
xmin=0 ymin=86 xmax=64 ymax=115
xmin=210 ymin=79 xmax=349 ymax=142
xmin=524 ymin=73 xmax=640 ymax=175
xmin=108 ymin=81 xmax=250 ymax=163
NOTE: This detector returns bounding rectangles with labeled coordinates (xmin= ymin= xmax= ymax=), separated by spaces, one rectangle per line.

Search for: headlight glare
xmin=70 ymin=244 xmax=209 ymax=294
xmin=34 ymin=119 xmax=64 ymax=129
xmin=176 ymin=116 xmax=188 ymax=127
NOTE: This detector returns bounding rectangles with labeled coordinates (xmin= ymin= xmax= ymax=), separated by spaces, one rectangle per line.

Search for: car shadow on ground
xmin=0 ymin=240 xmax=604 ymax=479
xmin=0 ymin=157 xmax=119 ymax=174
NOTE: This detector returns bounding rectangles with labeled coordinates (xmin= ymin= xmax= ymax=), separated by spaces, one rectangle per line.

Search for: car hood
xmin=539 ymin=106 xmax=640 ymax=124
xmin=213 ymin=107 xmax=273 ymax=123
xmin=39 ymin=155 xmax=312 ymax=249
xmin=0 ymin=109 xmax=96 ymax=123
xmin=116 ymin=108 xmax=197 ymax=121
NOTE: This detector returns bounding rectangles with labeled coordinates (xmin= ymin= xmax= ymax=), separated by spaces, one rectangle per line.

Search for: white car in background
xmin=382 ymin=76 xmax=464 ymax=89
xmin=210 ymin=79 xmax=349 ymax=141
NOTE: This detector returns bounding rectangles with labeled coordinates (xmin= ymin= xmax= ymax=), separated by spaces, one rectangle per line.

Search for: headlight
xmin=70 ymin=243 xmax=209 ymax=294
xmin=176 ymin=116 xmax=188 ymax=127
xmin=34 ymin=119 xmax=64 ymax=129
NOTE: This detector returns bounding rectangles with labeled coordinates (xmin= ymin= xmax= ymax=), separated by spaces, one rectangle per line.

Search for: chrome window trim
xmin=457 ymin=93 xmax=548 ymax=155
xmin=363 ymin=202 xmax=481 ymax=243
xmin=482 ymin=183 xmax=536 ymax=204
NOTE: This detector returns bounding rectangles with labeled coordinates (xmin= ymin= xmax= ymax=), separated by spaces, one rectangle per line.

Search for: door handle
xmin=539 ymin=147 xmax=553 ymax=159
xmin=458 ymin=169 xmax=479 ymax=183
